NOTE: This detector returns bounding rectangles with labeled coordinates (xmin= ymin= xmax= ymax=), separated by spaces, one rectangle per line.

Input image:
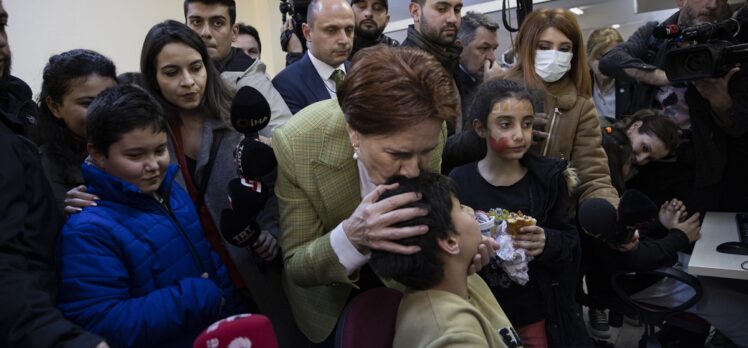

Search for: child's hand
xmin=659 ymin=199 xmax=686 ymax=229
xmin=468 ymin=236 xmax=499 ymax=275
xmin=514 ymin=226 xmax=546 ymax=257
xmin=673 ymin=212 xmax=701 ymax=243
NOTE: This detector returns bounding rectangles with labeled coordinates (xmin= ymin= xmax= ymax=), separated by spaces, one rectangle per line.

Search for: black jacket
xmin=350 ymin=33 xmax=399 ymax=58
xmin=0 ymin=76 xmax=103 ymax=348
xmin=521 ymin=154 xmax=590 ymax=348
xmin=216 ymin=47 xmax=255 ymax=73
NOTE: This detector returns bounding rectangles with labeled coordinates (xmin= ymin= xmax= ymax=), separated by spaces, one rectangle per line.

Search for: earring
xmin=352 ymin=146 xmax=359 ymax=160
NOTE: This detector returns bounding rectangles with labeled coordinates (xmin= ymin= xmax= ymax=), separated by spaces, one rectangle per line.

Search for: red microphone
xmin=193 ymin=314 xmax=278 ymax=348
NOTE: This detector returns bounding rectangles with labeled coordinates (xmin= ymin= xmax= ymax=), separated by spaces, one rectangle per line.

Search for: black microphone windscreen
xmin=578 ymin=198 xmax=617 ymax=240
xmin=220 ymin=208 xmax=261 ymax=248
xmin=618 ymin=189 xmax=658 ymax=227
xmin=228 ymin=178 xmax=271 ymax=214
xmin=235 ymin=138 xmax=277 ymax=180
xmin=230 ymin=86 xmax=271 ymax=135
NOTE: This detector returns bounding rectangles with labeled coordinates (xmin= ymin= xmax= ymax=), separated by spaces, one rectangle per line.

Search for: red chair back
xmin=335 ymin=287 xmax=403 ymax=348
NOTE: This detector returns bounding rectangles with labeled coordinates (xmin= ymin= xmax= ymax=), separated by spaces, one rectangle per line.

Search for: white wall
xmin=6 ymin=0 xmax=284 ymax=97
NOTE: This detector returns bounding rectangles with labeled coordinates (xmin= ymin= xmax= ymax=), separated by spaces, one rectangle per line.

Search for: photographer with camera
xmin=280 ymin=0 xmax=309 ymax=66
xmin=599 ymin=0 xmax=748 ymax=214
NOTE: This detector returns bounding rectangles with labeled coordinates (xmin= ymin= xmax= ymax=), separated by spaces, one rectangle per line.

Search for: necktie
xmin=330 ymin=69 xmax=345 ymax=91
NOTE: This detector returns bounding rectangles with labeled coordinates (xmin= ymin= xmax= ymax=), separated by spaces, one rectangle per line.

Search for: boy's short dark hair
xmin=86 ymin=85 xmax=168 ymax=157
xmin=183 ymin=0 xmax=237 ymax=24
xmin=369 ymin=173 xmax=459 ymax=290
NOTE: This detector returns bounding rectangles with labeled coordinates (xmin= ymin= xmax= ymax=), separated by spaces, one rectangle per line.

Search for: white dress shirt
xmin=308 ymin=52 xmax=346 ymax=98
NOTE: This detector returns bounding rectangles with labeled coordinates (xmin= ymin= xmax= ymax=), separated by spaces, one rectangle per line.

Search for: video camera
xmin=279 ymin=0 xmax=310 ymax=52
xmin=658 ymin=6 xmax=748 ymax=82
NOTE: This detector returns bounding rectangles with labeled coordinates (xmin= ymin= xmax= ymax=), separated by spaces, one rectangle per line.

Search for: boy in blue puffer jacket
xmin=55 ymin=85 xmax=246 ymax=348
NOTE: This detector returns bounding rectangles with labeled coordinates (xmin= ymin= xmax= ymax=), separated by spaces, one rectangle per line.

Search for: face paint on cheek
xmin=488 ymin=135 xmax=509 ymax=153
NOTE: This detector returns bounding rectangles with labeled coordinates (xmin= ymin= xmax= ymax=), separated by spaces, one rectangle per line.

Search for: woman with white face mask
xmin=504 ymin=9 xmax=619 ymax=209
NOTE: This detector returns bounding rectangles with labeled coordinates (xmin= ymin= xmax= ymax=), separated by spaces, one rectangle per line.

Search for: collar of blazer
xmin=309 ymin=102 xmax=362 ymax=228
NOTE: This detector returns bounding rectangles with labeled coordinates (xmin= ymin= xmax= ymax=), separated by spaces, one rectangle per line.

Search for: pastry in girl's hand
xmin=505 ymin=211 xmax=536 ymax=235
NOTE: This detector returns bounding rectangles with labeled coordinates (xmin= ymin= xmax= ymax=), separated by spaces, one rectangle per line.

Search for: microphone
xmin=233 ymin=135 xmax=278 ymax=182
xmin=193 ymin=313 xmax=278 ymax=348
xmin=578 ymin=190 xmax=658 ymax=248
xmin=220 ymin=208 xmax=261 ymax=248
xmin=655 ymin=17 xmax=744 ymax=41
xmin=653 ymin=24 xmax=681 ymax=39
xmin=578 ymin=198 xmax=618 ymax=242
xmin=618 ymin=189 xmax=658 ymax=228
xmin=219 ymin=88 xmax=278 ymax=252
xmin=230 ymin=86 xmax=272 ymax=136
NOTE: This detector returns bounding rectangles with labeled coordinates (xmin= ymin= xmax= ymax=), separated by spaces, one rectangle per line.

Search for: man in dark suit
xmin=272 ymin=0 xmax=355 ymax=115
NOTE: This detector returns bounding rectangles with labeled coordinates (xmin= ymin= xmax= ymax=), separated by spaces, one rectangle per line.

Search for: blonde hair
xmin=587 ymin=27 xmax=623 ymax=61
xmin=510 ymin=8 xmax=591 ymax=97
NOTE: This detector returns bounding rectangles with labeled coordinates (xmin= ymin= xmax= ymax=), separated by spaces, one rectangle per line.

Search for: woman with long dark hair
xmin=37 ymin=49 xmax=117 ymax=212
xmin=601 ymin=109 xmax=679 ymax=194
xmin=139 ymin=20 xmax=302 ymax=346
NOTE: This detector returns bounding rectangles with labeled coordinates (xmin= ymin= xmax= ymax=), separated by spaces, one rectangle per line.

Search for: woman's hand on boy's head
xmin=468 ymin=236 xmax=499 ymax=275
xmin=343 ymin=183 xmax=428 ymax=255
xmin=64 ymin=185 xmax=100 ymax=214
xmin=514 ymin=226 xmax=546 ymax=257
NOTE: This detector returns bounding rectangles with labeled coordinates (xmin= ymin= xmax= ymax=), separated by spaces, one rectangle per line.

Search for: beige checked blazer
xmin=273 ymin=99 xmax=446 ymax=342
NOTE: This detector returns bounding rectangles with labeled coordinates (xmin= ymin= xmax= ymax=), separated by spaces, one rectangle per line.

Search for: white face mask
xmin=534 ymin=49 xmax=573 ymax=83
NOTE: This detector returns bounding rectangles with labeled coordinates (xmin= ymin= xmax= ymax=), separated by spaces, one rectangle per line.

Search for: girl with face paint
xmin=504 ymin=11 xmax=620 ymax=344
xmin=449 ymin=79 xmax=583 ymax=347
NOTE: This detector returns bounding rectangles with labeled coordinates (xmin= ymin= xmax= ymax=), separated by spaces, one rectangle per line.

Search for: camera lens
xmin=682 ymin=50 xmax=712 ymax=74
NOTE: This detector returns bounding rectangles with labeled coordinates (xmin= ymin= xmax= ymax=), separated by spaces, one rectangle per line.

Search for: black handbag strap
xmin=196 ymin=131 xmax=225 ymax=206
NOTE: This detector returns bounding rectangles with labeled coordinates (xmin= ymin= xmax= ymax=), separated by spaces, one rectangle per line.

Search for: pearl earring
xmin=352 ymin=146 xmax=359 ymax=160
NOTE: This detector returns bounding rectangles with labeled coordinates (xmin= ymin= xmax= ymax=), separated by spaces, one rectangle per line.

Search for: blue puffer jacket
xmin=56 ymin=163 xmax=245 ymax=348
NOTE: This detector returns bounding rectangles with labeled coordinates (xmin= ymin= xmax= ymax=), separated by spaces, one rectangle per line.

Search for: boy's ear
xmin=436 ymin=235 xmax=460 ymax=256
xmin=473 ymin=118 xmax=487 ymax=138
xmin=87 ymin=144 xmax=105 ymax=168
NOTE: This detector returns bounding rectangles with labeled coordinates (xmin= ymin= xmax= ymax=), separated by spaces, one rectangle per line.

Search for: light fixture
xmin=611 ymin=24 xmax=621 ymax=29
xmin=569 ymin=7 xmax=584 ymax=15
